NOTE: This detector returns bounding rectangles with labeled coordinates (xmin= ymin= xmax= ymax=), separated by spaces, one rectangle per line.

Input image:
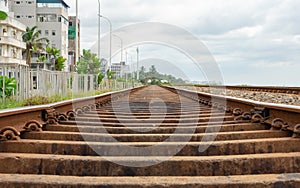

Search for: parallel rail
xmin=0 ymin=87 xmax=143 ymax=141
xmin=0 ymin=85 xmax=300 ymax=187
xmin=0 ymin=85 xmax=299 ymax=141
xmin=164 ymin=86 xmax=300 ymax=133
xmin=182 ymin=84 xmax=300 ymax=94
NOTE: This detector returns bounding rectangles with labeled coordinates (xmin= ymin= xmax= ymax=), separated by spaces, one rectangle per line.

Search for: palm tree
xmin=36 ymin=55 xmax=47 ymax=69
xmin=46 ymin=46 xmax=65 ymax=71
xmin=22 ymin=26 xmax=49 ymax=67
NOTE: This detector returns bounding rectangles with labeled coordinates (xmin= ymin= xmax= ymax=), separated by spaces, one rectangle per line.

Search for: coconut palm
xmin=46 ymin=46 xmax=65 ymax=71
xmin=22 ymin=26 xmax=49 ymax=67
xmin=36 ymin=55 xmax=47 ymax=69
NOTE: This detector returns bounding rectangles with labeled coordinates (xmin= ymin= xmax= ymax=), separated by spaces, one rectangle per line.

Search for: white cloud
xmin=64 ymin=0 xmax=300 ymax=86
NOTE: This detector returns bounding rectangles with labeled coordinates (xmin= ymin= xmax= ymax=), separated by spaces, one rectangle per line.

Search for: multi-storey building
xmin=68 ymin=16 xmax=80 ymax=72
xmin=9 ymin=0 xmax=70 ymax=71
xmin=0 ymin=0 xmax=26 ymax=68
xmin=111 ymin=61 xmax=129 ymax=79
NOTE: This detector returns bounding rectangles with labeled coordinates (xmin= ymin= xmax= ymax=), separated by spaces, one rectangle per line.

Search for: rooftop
xmin=37 ymin=0 xmax=69 ymax=8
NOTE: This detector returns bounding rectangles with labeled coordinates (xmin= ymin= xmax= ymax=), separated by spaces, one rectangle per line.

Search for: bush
xmin=22 ymin=96 xmax=51 ymax=106
xmin=0 ymin=11 xmax=8 ymax=20
xmin=0 ymin=76 xmax=17 ymax=97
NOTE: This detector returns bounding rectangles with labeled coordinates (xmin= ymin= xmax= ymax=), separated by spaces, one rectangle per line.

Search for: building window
xmin=69 ymin=22 xmax=73 ymax=26
xmin=58 ymin=16 xmax=68 ymax=25
xmin=37 ymin=14 xmax=57 ymax=22
xmin=16 ymin=1 xmax=21 ymax=4
xmin=28 ymin=15 xmax=33 ymax=18
xmin=3 ymin=28 xmax=7 ymax=36
xmin=52 ymin=30 xmax=56 ymax=36
xmin=16 ymin=15 xmax=20 ymax=18
xmin=38 ymin=16 xmax=44 ymax=22
xmin=45 ymin=30 xmax=49 ymax=36
xmin=12 ymin=30 xmax=17 ymax=38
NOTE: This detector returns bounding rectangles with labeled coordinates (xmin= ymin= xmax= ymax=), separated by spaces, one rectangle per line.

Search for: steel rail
xmin=0 ymin=86 xmax=144 ymax=141
xmin=0 ymin=85 xmax=299 ymax=141
xmin=181 ymin=85 xmax=300 ymax=94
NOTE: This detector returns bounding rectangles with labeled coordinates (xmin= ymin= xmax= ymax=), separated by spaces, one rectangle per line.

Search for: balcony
xmin=0 ymin=16 xmax=26 ymax=32
xmin=0 ymin=36 xmax=26 ymax=49
xmin=0 ymin=56 xmax=26 ymax=65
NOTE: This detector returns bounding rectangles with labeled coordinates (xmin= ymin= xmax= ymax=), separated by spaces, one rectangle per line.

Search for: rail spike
xmin=66 ymin=111 xmax=76 ymax=119
xmin=234 ymin=112 xmax=251 ymax=121
xmin=46 ymin=117 xmax=59 ymax=125
xmin=251 ymin=114 xmax=266 ymax=123
xmin=57 ymin=114 xmax=68 ymax=121
xmin=75 ymin=108 xmax=84 ymax=115
xmin=0 ymin=127 xmax=20 ymax=141
xmin=82 ymin=106 xmax=91 ymax=112
xmin=89 ymin=104 xmax=96 ymax=111
xmin=24 ymin=120 xmax=43 ymax=132
xmin=271 ymin=118 xmax=289 ymax=131
xmin=293 ymin=124 xmax=300 ymax=138
xmin=233 ymin=108 xmax=242 ymax=116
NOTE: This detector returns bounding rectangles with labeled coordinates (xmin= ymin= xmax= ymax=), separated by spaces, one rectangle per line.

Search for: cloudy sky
xmin=64 ymin=0 xmax=300 ymax=86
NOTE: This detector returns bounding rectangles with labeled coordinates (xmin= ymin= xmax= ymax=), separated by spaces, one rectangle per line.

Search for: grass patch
xmin=0 ymin=89 xmax=112 ymax=110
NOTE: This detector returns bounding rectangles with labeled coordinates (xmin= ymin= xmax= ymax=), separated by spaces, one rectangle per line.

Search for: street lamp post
xmin=113 ymin=34 xmax=123 ymax=62
xmin=136 ymin=47 xmax=139 ymax=81
xmin=97 ymin=0 xmax=101 ymax=59
xmin=75 ymin=0 xmax=79 ymax=69
xmin=98 ymin=15 xmax=112 ymax=71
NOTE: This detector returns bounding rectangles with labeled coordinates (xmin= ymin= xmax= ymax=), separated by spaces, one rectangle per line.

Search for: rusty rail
xmin=0 ymin=86 xmax=145 ymax=141
xmin=163 ymin=86 xmax=300 ymax=137
xmin=0 ymin=85 xmax=300 ymax=141
xmin=0 ymin=85 xmax=300 ymax=187
xmin=181 ymin=85 xmax=300 ymax=94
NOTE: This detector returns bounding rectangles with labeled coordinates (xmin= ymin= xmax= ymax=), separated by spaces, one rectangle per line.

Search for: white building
xmin=9 ymin=0 xmax=69 ymax=71
xmin=0 ymin=0 xmax=26 ymax=66
xmin=111 ymin=61 xmax=129 ymax=79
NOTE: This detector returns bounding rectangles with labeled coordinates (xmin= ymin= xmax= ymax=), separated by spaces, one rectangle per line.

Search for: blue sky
xmin=65 ymin=0 xmax=300 ymax=86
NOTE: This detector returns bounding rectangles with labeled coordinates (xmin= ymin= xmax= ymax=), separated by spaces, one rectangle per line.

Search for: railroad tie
xmin=0 ymin=85 xmax=300 ymax=187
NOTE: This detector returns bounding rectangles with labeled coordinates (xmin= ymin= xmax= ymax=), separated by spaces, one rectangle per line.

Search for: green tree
xmin=149 ymin=65 xmax=157 ymax=73
xmin=76 ymin=49 xmax=101 ymax=74
xmin=140 ymin=66 xmax=146 ymax=73
xmin=107 ymin=70 xmax=115 ymax=80
xmin=36 ymin=55 xmax=47 ymax=69
xmin=138 ymin=66 xmax=147 ymax=82
xmin=46 ymin=46 xmax=65 ymax=71
xmin=55 ymin=56 xmax=66 ymax=71
xmin=97 ymin=73 xmax=105 ymax=84
xmin=22 ymin=26 xmax=49 ymax=67
xmin=0 ymin=76 xmax=16 ymax=97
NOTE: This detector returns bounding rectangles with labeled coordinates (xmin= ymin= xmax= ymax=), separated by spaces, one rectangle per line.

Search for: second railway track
xmin=0 ymin=85 xmax=300 ymax=187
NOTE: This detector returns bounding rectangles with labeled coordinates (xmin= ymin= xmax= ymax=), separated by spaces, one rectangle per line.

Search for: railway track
xmin=189 ymin=85 xmax=300 ymax=94
xmin=0 ymin=85 xmax=300 ymax=187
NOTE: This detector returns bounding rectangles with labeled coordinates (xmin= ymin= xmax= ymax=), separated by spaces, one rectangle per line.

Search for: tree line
xmin=138 ymin=65 xmax=186 ymax=85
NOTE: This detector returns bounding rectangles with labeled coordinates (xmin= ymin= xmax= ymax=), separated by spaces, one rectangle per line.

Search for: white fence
xmin=0 ymin=64 xmax=133 ymax=102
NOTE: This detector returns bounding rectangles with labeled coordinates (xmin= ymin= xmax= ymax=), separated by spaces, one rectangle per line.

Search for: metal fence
xmin=0 ymin=63 xmax=133 ymax=102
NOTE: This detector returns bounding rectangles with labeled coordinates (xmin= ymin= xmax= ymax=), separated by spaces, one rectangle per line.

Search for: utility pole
xmin=98 ymin=15 xmax=112 ymax=71
xmin=97 ymin=0 xmax=101 ymax=59
xmin=136 ymin=47 xmax=139 ymax=81
xmin=74 ymin=0 xmax=79 ymax=71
